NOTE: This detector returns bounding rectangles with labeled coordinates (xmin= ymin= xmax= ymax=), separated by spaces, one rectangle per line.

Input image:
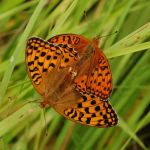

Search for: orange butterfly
xmin=26 ymin=34 xmax=118 ymax=127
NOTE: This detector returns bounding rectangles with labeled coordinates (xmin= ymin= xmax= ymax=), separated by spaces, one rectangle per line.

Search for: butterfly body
xmin=26 ymin=34 xmax=118 ymax=127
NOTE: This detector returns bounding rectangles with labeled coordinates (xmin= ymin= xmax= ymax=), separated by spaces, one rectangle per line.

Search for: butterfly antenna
xmin=83 ymin=10 xmax=94 ymax=37
xmin=22 ymin=98 xmax=40 ymax=107
xmin=42 ymin=109 xmax=48 ymax=136
xmin=96 ymin=30 xmax=118 ymax=39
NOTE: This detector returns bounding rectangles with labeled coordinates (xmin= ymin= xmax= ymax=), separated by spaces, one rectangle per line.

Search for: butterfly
xmin=25 ymin=34 xmax=118 ymax=127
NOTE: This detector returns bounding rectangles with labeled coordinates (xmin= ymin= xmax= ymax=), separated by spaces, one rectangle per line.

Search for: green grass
xmin=0 ymin=0 xmax=150 ymax=150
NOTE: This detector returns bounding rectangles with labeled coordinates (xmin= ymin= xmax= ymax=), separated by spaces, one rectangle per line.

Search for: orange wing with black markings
xmin=54 ymin=93 xmax=118 ymax=127
xmin=74 ymin=46 xmax=112 ymax=100
xmin=48 ymin=34 xmax=112 ymax=100
xmin=26 ymin=37 xmax=79 ymax=95
xmin=47 ymin=34 xmax=91 ymax=51
xmin=26 ymin=34 xmax=118 ymax=128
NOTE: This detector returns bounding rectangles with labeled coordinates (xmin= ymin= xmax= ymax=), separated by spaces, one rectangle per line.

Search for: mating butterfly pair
xmin=25 ymin=34 xmax=118 ymax=127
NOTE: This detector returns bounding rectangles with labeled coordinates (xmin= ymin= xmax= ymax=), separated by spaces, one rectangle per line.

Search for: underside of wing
xmin=48 ymin=35 xmax=113 ymax=100
xmin=47 ymin=34 xmax=91 ymax=51
xmin=74 ymin=47 xmax=112 ymax=100
xmin=53 ymin=93 xmax=118 ymax=128
xmin=26 ymin=37 xmax=80 ymax=95
xmin=26 ymin=37 xmax=53 ymax=95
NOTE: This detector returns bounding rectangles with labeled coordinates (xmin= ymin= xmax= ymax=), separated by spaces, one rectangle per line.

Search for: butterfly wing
xmin=74 ymin=46 xmax=112 ymax=100
xmin=49 ymin=37 xmax=117 ymax=127
xmin=26 ymin=35 xmax=118 ymax=127
xmin=53 ymin=92 xmax=118 ymax=127
xmin=26 ymin=37 xmax=79 ymax=96
xmin=26 ymin=37 xmax=50 ymax=95
xmin=47 ymin=34 xmax=91 ymax=51
xmin=52 ymin=60 xmax=117 ymax=128
xmin=48 ymin=34 xmax=112 ymax=100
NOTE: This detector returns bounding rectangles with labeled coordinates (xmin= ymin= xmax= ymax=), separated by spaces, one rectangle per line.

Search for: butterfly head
xmin=92 ymin=37 xmax=100 ymax=47
xmin=40 ymin=98 xmax=52 ymax=108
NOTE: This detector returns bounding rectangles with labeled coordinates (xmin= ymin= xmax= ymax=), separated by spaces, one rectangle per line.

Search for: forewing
xmin=47 ymin=34 xmax=91 ymax=54
xmin=26 ymin=37 xmax=64 ymax=95
xmin=26 ymin=37 xmax=81 ymax=95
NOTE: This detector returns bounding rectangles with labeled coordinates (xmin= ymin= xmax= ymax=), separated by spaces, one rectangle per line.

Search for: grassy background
xmin=0 ymin=0 xmax=150 ymax=150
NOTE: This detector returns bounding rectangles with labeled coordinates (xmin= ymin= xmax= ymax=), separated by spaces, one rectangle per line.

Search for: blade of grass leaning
xmin=0 ymin=0 xmax=38 ymax=21
xmin=118 ymin=117 xmax=149 ymax=150
xmin=39 ymin=115 xmax=62 ymax=150
xmin=121 ymin=112 xmax=150 ymax=150
xmin=47 ymin=0 xmax=79 ymax=36
xmin=106 ymin=0 xmax=137 ymax=46
xmin=53 ymin=121 xmax=73 ymax=150
xmin=34 ymin=0 xmax=73 ymax=35
xmin=109 ymin=89 xmax=150 ymax=150
xmin=0 ymin=0 xmax=24 ymax=13
xmin=0 ymin=137 xmax=6 ymax=150
xmin=105 ymin=41 xmax=150 ymax=58
xmin=0 ymin=0 xmax=47 ymax=102
xmin=106 ymin=22 xmax=150 ymax=51
xmin=0 ymin=103 xmax=39 ymax=137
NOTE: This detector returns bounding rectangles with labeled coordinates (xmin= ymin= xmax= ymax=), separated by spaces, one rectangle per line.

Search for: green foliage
xmin=0 ymin=0 xmax=150 ymax=150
